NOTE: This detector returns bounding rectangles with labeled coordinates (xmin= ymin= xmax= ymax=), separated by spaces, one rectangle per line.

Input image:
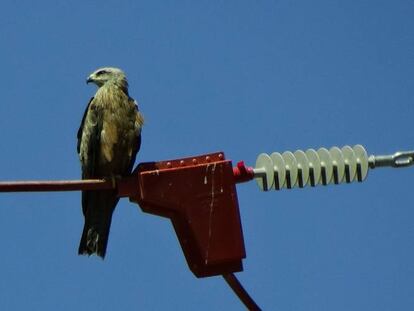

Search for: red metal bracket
xmin=0 ymin=152 xmax=255 ymax=279
xmin=0 ymin=152 xmax=259 ymax=307
xmin=118 ymin=152 xmax=247 ymax=277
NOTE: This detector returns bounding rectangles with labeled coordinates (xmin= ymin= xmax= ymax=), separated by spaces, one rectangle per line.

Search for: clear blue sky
xmin=0 ymin=1 xmax=413 ymax=310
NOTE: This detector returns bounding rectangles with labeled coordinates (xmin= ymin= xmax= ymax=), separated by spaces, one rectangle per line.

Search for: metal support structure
xmin=254 ymin=145 xmax=414 ymax=191
xmin=0 ymin=152 xmax=260 ymax=309
xmin=223 ymin=273 xmax=261 ymax=310
xmin=0 ymin=144 xmax=412 ymax=309
xmin=0 ymin=179 xmax=113 ymax=192
xmin=369 ymin=150 xmax=414 ymax=168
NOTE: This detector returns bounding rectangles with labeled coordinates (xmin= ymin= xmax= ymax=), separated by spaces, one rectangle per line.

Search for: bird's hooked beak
xmin=86 ymin=76 xmax=94 ymax=84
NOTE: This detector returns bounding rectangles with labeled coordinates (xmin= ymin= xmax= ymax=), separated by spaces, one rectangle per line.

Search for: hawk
xmin=77 ymin=67 xmax=144 ymax=258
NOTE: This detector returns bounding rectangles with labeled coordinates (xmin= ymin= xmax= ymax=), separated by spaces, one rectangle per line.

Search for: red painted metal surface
xmin=0 ymin=152 xmax=255 ymax=279
xmin=0 ymin=179 xmax=113 ymax=192
xmin=0 ymin=153 xmax=259 ymax=306
xmin=233 ymin=161 xmax=255 ymax=183
xmin=118 ymin=152 xmax=247 ymax=277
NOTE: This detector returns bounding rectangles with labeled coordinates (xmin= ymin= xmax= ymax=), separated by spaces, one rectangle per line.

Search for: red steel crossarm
xmin=0 ymin=161 xmax=254 ymax=194
xmin=0 ymin=154 xmax=260 ymax=308
xmin=0 ymin=179 xmax=114 ymax=192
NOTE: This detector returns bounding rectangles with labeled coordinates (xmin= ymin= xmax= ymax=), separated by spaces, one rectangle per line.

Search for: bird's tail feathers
xmin=78 ymin=191 xmax=118 ymax=259
xmin=78 ymin=221 xmax=112 ymax=258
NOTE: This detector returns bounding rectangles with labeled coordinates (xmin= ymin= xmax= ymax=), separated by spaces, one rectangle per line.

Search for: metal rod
xmin=0 ymin=162 xmax=254 ymax=194
xmin=222 ymin=273 xmax=261 ymax=310
xmin=0 ymin=179 xmax=114 ymax=192
xmin=369 ymin=151 xmax=414 ymax=169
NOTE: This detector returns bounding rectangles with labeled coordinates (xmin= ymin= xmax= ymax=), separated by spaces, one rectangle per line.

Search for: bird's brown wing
xmin=77 ymin=96 xmax=105 ymax=217
xmin=77 ymin=97 xmax=93 ymax=155
xmin=77 ymin=94 xmax=143 ymax=258
xmin=126 ymin=98 xmax=144 ymax=173
xmin=77 ymin=96 xmax=116 ymax=258
xmin=77 ymin=97 xmax=103 ymax=179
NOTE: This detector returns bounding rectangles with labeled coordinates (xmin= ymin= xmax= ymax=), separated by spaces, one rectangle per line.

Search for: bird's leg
xmin=109 ymin=175 xmax=123 ymax=189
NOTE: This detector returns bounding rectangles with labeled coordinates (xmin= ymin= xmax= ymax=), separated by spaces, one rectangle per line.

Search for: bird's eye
xmin=96 ymin=70 xmax=106 ymax=76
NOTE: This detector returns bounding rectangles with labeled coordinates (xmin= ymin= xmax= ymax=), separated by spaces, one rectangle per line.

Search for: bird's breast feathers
xmin=80 ymin=85 xmax=142 ymax=173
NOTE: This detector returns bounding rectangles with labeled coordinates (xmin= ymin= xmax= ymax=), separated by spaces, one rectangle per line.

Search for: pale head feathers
xmin=86 ymin=67 xmax=129 ymax=93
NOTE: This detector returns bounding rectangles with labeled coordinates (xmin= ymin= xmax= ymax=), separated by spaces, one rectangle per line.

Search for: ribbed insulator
xmin=254 ymin=145 xmax=369 ymax=191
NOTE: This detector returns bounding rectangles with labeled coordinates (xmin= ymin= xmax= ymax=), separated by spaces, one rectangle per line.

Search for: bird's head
xmin=86 ymin=67 xmax=128 ymax=91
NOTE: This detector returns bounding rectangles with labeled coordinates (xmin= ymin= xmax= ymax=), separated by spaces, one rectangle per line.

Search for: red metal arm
xmin=0 ymin=152 xmax=259 ymax=308
xmin=0 ymin=152 xmax=255 ymax=278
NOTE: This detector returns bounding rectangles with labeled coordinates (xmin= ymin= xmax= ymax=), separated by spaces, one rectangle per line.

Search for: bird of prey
xmin=77 ymin=67 xmax=144 ymax=258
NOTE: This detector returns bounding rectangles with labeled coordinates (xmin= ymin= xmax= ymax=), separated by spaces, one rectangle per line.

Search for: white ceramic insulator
xmin=330 ymin=146 xmax=345 ymax=184
xmin=270 ymin=152 xmax=286 ymax=190
xmin=341 ymin=146 xmax=357 ymax=182
xmin=353 ymin=144 xmax=369 ymax=181
xmin=317 ymin=148 xmax=333 ymax=185
xmin=294 ymin=150 xmax=309 ymax=188
xmin=282 ymin=151 xmax=298 ymax=189
xmin=305 ymin=149 xmax=321 ymax=187
xmin=254 ymin=153 xmax=274 ymax=191
xmin=254 ymin=145 xmax=369 ymax=191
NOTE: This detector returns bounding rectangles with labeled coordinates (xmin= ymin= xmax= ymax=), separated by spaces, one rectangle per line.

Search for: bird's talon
xmin=111 ymin=176 xmax=117 ymax=188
